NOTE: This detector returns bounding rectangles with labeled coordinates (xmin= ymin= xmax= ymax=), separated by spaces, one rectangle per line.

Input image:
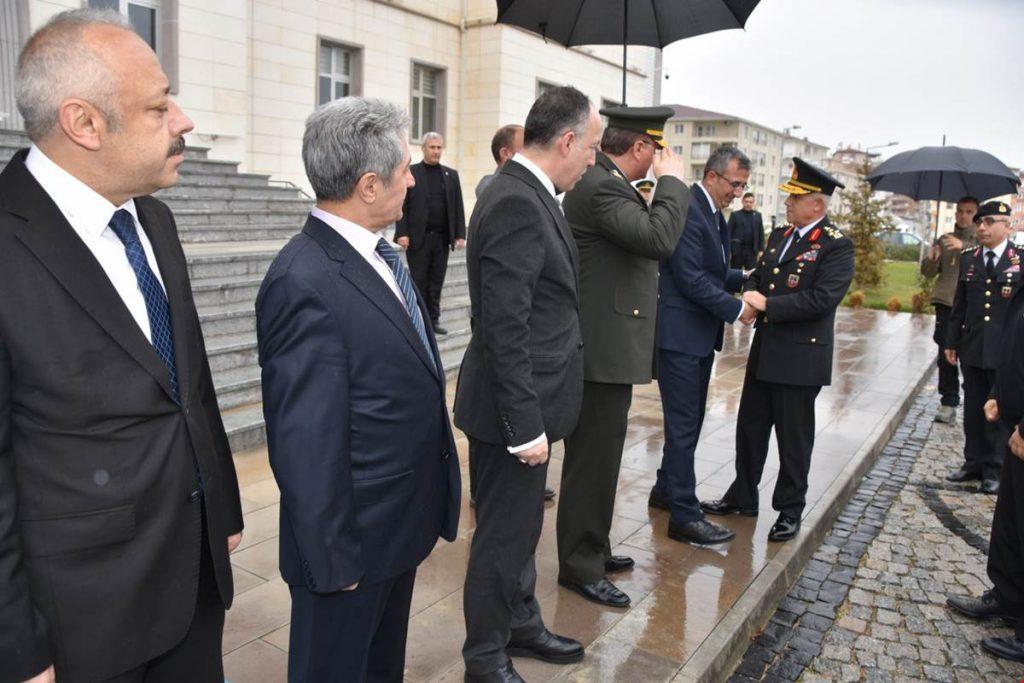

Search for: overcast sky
xmin=660 ymin=0 xmax=1021 ymax=168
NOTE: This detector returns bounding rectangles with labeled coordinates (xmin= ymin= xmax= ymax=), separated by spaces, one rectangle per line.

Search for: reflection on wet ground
xmin=222 ymin=309 xmax=934 ymax=681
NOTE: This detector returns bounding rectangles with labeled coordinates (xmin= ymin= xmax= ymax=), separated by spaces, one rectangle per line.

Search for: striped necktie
xmin=375 ymin=238 xmax=437 ymax=372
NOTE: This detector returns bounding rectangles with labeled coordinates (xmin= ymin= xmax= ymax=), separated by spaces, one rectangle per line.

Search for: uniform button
xmin=985 ymin=303 xmax=991 ymax=309
xmin=772 ymin=267 xmax=780 ymax=274
xmin=987 ymin=278 xmax=992 ymax=284
xmin=632 ymin=309 xmax=639 ymax=316
xmin=985 ymin=316 xmax=991 ymax=322
xmin=986 ymin=291 xmax=992 ymax=297
xmin=769 ymin=284 xmax=776 ymax=290
xmin=811 ymin=338 xmax=817 ymax=343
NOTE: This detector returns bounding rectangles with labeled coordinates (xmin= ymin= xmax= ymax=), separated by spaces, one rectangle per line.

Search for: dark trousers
xmin=652 ymin=350 xmax=715 ymax=526
xmin=288 ymin=568 xmax=416 ymax=682
xmin=106 ymin=516 xmax=224 ymax=683
xmin=407 ymin=232 xmax=450 ymax=326
xmin=463 ymin=438 xmax=547 ymax=675
xmin=557 ymin=381 xmax=633 ymax=584
xmin=989 ymin=434 xmax=1024 ymax=639
xmin=961 ymin=365 xmax=1007 ymax=480
xmin=934 ymin=304 xmax=960 ymax=407
xmin=725 ymin=347 xmax=821 ymax=518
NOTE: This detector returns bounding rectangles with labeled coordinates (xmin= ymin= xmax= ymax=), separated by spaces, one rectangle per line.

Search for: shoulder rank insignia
xmin=610 ymin=168 xmax=625 ymax=181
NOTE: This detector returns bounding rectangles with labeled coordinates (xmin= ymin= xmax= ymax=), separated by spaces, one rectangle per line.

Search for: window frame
xmin=410 ymin=61 xmax=447 ymax=143
xmin=316 ymin=38 xmax=362 ymax=105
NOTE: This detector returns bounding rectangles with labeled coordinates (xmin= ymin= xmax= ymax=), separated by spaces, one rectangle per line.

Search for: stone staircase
xmin=0 ymin=130 xmax=472 ymax=453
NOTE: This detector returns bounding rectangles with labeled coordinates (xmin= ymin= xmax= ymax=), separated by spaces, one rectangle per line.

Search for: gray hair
xmin=302 ymin=97 xmax=410 ymax=201
xmin=421 ymin=131 xmax=443 ymax=145
xmin=703 ymin=145 xmax=751 ymax=178
xmin=15 ymin=8 xmax=131 ymax=141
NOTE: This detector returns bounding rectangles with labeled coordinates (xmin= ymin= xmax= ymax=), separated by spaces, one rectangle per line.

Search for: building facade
xmin=1 ymin=0 xmax=658 ymax=200
xmin=661 ymin=105 xmax=785 ymax=222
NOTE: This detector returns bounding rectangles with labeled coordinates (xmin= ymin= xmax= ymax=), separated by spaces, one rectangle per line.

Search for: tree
xmin=833 ymin=160 xmax=894 ymax=290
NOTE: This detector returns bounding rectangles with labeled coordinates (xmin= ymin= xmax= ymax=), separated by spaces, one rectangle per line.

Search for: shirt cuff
xmin=508 ymin=433 xmax=546 ymax=454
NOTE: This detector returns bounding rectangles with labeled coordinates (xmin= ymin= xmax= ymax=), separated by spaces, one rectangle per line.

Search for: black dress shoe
xmin=768 ymin=514 xmax=800 ymax=542
xmin=648 ymin=487 xmax=670 ymax=510
xmin=465 ymin=661 xmax=524 ymax=682
xmin=667 ymin=518 xmax=735 ymax=544
xmin=558 ymin=576 xmax=630 ymax=608
xmin=700 ymin=498 xmax=759 ymax=517
xmin=506 ymin=628 xmax=585 ymax=664
xmin=605 ymin=555 xmax=635 ymax=574
xmin=946 ymin=467 xmax=982 ymax=483
xmin=947 ymin=589 xmax=1017 ymax=622
xmin=981 ymin=478 xmax=1000 ymax=494
xmin=981 ymin=635 xmax=1024 ymax=663
xmin=544 ymin=487 xmax=556 ymax=501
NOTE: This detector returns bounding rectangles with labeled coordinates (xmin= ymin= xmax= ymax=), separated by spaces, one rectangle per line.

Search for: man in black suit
xmin=728 ymin=192 xmax=765 ymax=270
xmin=455 ymin=86 xmax=603 ymax=683
xmin=702 ymin=158 xmax=854 ymax=542
xmin=257 ymin=97 xmax=461 ymax=682
xmin=0 ymin=10 xmax=244 ymax=683
xmin=394 ymin=132 xmax=466 ymax=335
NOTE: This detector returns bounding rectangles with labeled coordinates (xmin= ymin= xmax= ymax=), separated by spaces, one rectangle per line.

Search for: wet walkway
xmin=219 ymin=308 xmax=935 ymax=682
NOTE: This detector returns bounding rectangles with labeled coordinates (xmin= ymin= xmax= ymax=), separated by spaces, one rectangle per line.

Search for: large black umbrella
xmin=867 ymin=146 xmax=1020 ymax=240
xmin=495 ymin=0 xmax=762 ymax=104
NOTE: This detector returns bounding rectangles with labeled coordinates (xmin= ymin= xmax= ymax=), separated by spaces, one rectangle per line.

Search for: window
xmin=696 ymin=124 xmax=716 ymax=138
xmin=536 ymin=80 xmax=560 ymax=98
xmin=674 ymin=123 xmax=684 ymax=134
xmin=318 ymin=41 xmax=360 ymax=105
xmin=601 ymin=98 xmax=621 ymax=110
xmin=692 ymin=142 xmax=711 ymax=160
xmin=91 ymin=0 xmax=158 ymax=51
xmin=672 ymin=146 xmax=684 ymax=155
xmin=411 ymin=63 xmax=445 ymax=141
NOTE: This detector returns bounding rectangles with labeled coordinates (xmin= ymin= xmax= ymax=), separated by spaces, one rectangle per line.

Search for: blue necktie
xmin=375 ymin=238 xmax=437 ymax=372
xmin=108 ymin=209 xmax=180 ymax=403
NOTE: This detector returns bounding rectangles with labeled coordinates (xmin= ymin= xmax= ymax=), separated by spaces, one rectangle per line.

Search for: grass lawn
xmin=842 ymin=260 xmax=927 ymax=313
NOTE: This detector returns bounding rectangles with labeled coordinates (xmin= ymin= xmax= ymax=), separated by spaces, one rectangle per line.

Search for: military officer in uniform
xmin=557 ymin=106 xmax=690 ymax=608
xmin=946 ymin=203 xmax=1024 ymax=664
xmin=635 ymin=178 xmax=655 ymax=205
xmin=944 ymin=201 xmax=1020 ymax=494
xmin=702 ymin=158 xmax=854 ymax=542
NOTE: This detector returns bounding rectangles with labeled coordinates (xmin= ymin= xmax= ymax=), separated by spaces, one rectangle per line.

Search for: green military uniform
xmin=557 ymin=106 xmax=691 ymax=596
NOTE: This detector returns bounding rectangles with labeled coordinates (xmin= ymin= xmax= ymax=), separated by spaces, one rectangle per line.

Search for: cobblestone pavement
xmin=731 ymin=377 xmax=1024 ymax=682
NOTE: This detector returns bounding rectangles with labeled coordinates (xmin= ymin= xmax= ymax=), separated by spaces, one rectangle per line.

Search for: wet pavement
xmin=220 ymin=308 xmax=935 ymax=682
xmin=735 ymin=379 xmax=1024 ymax=682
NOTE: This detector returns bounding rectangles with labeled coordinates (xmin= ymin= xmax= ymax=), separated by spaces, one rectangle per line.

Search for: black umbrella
xmin=867 ymin=146 xmax=1020 ymax=240
xmin=495 ymin=0 xmax=762 ymax=104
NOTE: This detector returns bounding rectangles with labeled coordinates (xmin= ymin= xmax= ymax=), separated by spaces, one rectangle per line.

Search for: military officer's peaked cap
xmin=635 ymin=179 xmax=655 ymax=191
xmin=779 ymin=157 xmax=845 ymax=196
xmin=974 ymin=201 xmax=1013 ymax=223
xmin=599 ymin=106 xmax=675 ymax=148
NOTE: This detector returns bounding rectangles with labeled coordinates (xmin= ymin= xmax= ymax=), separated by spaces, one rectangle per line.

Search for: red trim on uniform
xmin=809 ymin=227 xmax=822 ymax=243
xmin=784 ymin=226 xmax=795 ymax=238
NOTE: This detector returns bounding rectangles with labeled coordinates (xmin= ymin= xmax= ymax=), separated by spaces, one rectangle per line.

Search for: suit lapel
xmin=3 ymin=153 xmax=178 ymax=401
xmin=693 ymin=183 xmax=728 ymax=270
xmin=302 ymin=217 xmax=441 ymax=382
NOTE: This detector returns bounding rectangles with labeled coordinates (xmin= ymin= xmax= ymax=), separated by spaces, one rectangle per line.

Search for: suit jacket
xmin=744 ymin=217 xmax=855 ymax=387
xmin=256 ymin=216 xmax=459 ymax=594
xmin=727 ymin=208 xmax=765 ymax=270
xmin=563 ymin=153 xmax=689 ymax=383
xmin=394 ymin=162 xmax=466 ymax=251
xmin=658 ymin=183 xmax=745 ymax=358
xmin=946 ymin=243 xmax=1023 ymax=370
xmin=0 ymin=150 xmax=243 ymax=683
xmin=454 ymin=160 xmax=583 ymax=446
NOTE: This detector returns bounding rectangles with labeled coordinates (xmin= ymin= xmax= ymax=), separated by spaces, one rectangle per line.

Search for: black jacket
xmin=946 ymin=243 xmax=1023 ymax=369
xmin=257 ymin=216 xmax=460 ymax=594
xmin=745 ymin=217 xmax=855 ymax=387
xmin=0 ymin=150 xmax=243 ymax=682
xmin=394 ymin=162 xmax=466 ymax=251
xmin=993 ymin=278 xmax=1024 ymax=428
xmin=454 ymin=160 xmax=583 ymax=446
xmin=727 ymin=208 xmax=765 ymax=270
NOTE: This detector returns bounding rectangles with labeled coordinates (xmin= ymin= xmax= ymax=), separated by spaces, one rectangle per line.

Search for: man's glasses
xmin=715 ymin=172 xmax=747 ymax=190
xmin=979 ymin=217 xmax=1010 ymax=226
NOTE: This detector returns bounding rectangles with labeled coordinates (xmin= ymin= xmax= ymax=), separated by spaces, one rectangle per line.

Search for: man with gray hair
xmin=0 ymin=9 xmax=244 ymax=682
xmin=394 ymin=131 xmax=466 ymax=335
xmin=257 ymin=96 xmax=460 ymax=681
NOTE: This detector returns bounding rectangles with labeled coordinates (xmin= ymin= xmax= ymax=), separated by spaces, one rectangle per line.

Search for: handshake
xmin=738 ymin=290 xmax=767 ymax=326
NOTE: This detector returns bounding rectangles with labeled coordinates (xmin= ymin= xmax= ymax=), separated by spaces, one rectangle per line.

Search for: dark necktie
xmin=375 ymin=238 xmax=437 ymax=372
xmin=986 ymin=250 xmax=996 ymax=276
xmin=717 ymin=212 xmax=729 ymax=264
xmin=108 ymin=209 xmax=179 ymax=403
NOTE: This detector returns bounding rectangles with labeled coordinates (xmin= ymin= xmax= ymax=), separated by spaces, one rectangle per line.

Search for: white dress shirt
xmin=309 ymin=207 xmax=407 ymax=307
xmin=504 ymin=153 xmax=557 ymax=454
xmin=983 ymin=239 xmax=1009 ymax=267
xmin=779 ymin=215 xmax=827 ymax=260
xmin=24 ymin=145 xmax=166 ymax=343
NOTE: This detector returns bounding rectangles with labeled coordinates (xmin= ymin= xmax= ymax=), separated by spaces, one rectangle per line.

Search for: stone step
xmin=192 ymin=274 xmax=263 ymax=307
xmin=198 ymin=302 xmax=256 ymax=337
xmin=158 ymin=196 xmax=313 ymax=213
xmin=155 ymin=182 xmax=306 ymax=201
xmin=183 ymin=146 xmax=211 ymax=160
xmin=177 ymin=223 xmax=301 ymax=243
xmin=221 ymin=402 xmax=267 ymax=454
xmin=205 ymin=331 xmax=257 ymax=373
xmin=212 ymin=365 xmax=262 ymax=411
xmin=0 ymin=130 xmax=28 ymax=146
xmin=175 ymin=170 xmax=275 ymax=188
xmin=184 ymin=242 xmax=284 ymax=279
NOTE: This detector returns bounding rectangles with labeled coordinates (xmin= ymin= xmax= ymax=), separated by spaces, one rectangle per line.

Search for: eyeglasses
xmin=715 ymin=172 xmax=748 ymax=190
xmin=979 ymin=217 xmax=1011 ymax=226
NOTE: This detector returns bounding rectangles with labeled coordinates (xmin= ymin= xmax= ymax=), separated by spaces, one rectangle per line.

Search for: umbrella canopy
xmin=495 ymin=0 xmax=761 ymax=102
xmin=866 ymin=146 xmax=1020 ymax=203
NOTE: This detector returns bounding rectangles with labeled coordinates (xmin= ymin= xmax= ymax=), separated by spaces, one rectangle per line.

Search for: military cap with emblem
xmin=599 ymin=105 xmax=675 ymax=148
xmin=974 ymin=201 xmax=1013 ymax=223
xmin=635 ymin=179 xmax=655 ymax=192
xmin=779 ymin=157 xmax=846 ymax=196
